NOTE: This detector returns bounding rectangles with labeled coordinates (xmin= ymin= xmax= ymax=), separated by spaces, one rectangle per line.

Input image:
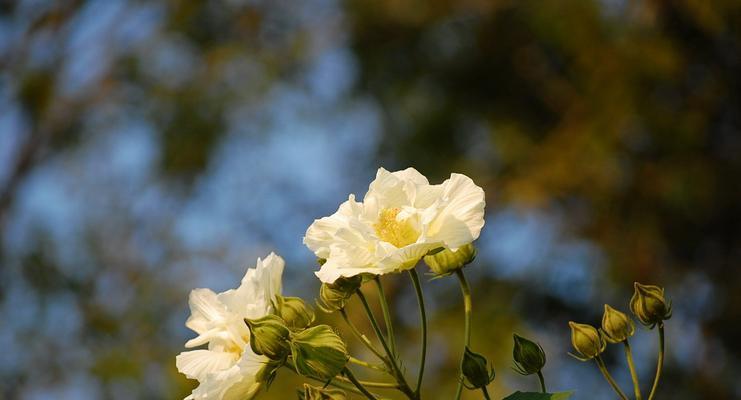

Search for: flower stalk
xmin=648 ymin=323 xmax=665 ymax=400
xmin=595 ymin=356 xmax=629 ymax=400
xmin=623 ymin=340 xmax=642 ymax=400
xmin=454 ymin=269 xmax=473 ymax=400
xmin=408 ymin=268 xmax=427 ymax=396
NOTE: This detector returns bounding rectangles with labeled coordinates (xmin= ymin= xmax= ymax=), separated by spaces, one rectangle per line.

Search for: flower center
xmin=373 ymin=208 xmax=419 ymax=248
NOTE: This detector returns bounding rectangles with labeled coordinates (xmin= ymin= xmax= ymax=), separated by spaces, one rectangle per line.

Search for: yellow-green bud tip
xmin=290 ymin=325 xmax=349 ymax=381
xmin=423 ymin=243 xmax=477 ymax=276
xmin=630 ymin=282 xmax=672 ymax=328
xmin=601 ymin=304 xmax=635 ymax=343
xmin=275 ymin=295 xmax=315 ymax=330
xmin=245 ymin=314 xmax=291 ymax=360
xmin=568 ymin=321 xmax=605 ymax=361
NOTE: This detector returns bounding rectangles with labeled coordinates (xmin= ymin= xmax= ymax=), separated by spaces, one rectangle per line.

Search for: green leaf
xmin=503 ymin=391 xmax=574 ymax=400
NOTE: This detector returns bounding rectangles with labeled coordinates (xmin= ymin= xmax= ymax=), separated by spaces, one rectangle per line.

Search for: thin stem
xmin=623 ymin=340 xmax=642 ymax=400
xmin=595 ymin=356 xmax=629 ymax=400
xmin=481 ymin=386 xmax=492 ymax=400
xmin=648 ymin=323 xmax=665 ymax=400
xmin=356 ymin=289 xmax=416 ymax=399
xmin=344 ymin=367 xmax=380 ymax=400
xmin=408 ymin=269 xmax=428 ymax=395
xmin=340 ymin=308 xmax=387 ymax=362
xmin=374 ymin=276 xmax=397 ymax=356
xmin=350 ymin=356 xmax=386 ymax=372
xmin=454 ymin=269 xmax=473 ymax=400
xmin=334 ymin=374 xmax=400 ymax=389
xmin=537 ymin=370 xmax=547 ymax=393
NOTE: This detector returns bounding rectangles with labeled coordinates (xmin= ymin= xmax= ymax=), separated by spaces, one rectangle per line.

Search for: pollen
xmin=373 ymin=208 xmax=419 ymax=248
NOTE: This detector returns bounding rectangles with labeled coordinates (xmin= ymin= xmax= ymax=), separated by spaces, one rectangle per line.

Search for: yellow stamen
xmin=373 ymin=208 xmax=419 ymax=248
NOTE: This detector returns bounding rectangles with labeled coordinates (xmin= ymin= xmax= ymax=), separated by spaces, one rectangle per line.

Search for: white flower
xmin=176 ymin=253 xmax=285 ymax=400
xmin=304 ymin=167 xmax=485 ymax=283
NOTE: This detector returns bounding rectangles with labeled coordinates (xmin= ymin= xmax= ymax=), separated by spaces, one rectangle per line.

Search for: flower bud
xmin=423 ymin=244 xmax=477 ymax=276
xmin=317 ymin=276 xmax=362 ymax=313
xmin=290 ymin=325 xmax=349 ymax=380
xmin=275 ymin=295 xmax=315 ymax=330
xmin=601 ymin=304 xmax=635 ymax=343
xmin=568 ymin=322 xmax=605 ymax=361
xmin=630 ymin=282 xmax=672 ymax=328
xmin=245 ymin=315 xmax=291 ymax=360
xmin=461 ymin=346 xmax=495 ymax=390
xmin=512 ymin=334 xmax=546 ymax=375
xmin=298 ymin=384 xmax=347 ymax=400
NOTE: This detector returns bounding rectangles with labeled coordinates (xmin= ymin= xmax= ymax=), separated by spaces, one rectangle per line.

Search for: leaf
xmin=503 ymin=391 xmax=574 ymax=400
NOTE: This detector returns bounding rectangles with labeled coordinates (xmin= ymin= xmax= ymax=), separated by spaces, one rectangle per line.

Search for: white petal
xmin=424 ymin=173 xmax=485 ymax=249
xmin=377 ymin=242 xmax=441 ymax=272
xmin=176 ymin=350 xmax=238 ymax=381
xmin=303 ymin=195 xmax=364 ymax=258
xmin=365 ymin=167 xmax=427 ymax=209
xmin=185 ymin=289 xmax=230 ymax=336
xmin=187 ymin=348 xmax=268 ymax=400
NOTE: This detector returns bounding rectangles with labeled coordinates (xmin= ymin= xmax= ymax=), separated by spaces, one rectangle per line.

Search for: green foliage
xmin=503 ymin=391 xmax=573 ymax=400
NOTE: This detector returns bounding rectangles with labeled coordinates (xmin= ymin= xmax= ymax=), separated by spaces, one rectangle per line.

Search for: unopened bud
xmin=245 ymin=315 xmax=291 ymax=360
xmin=568 ymin=322 xmax=605 ymax=361
xmin=423 ymin=244 xmax=477 ymax=276
xmin=630 ymin=282 xmax=672 ymax=328
xmin=275 ymin=295 xmax=315 ymax=330
xmin=512 ymin=334 xmax=546 ymax=375
xmin=461 ymin=346 xmax=495 ymax=390
xmin=601 ymin=305 xmax=634 ymax=343
xmin=317 ymin=276 xmax=362 ymax=313
xmin=298 ymin=384 xmax=347 ymax=400
xmin=290 ymin=325 xmax=349 ymax=380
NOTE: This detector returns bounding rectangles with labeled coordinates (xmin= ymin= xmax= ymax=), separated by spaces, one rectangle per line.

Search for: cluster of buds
xmin=245 ymin=294 xmax=349 ymax=384
xmin=569 ymin=282 xmax=671 ymax=360
xmin=567 ymin=282 xmax=672 ymax=400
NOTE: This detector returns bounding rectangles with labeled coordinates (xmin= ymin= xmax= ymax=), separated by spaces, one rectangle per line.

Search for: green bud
xmin=245 ymin=315 xmax=291 ymax=360
xmin=461 ymin=346 xmax=495 ymax=390
xmin=298 ymin=384 xmax=347 ymax=400
xmin=290 ymin=325 xmax=349 ymax=380
xmin=601 ymin=304 xmax=635 ymax=343
xmin=630 ymin=282 xmax=672 ymax=328
xmin=423 ymin=244 xmax=477 ymax=276
xmin=568 ymin=322 xmax=605 ymax=361
xmin=275 ymin=295 xmax=315 ymax=330
xmin=316 ymin=276 xmax=363 ymax=313
xmin=512 ymin=334 xmax=546 ymax=375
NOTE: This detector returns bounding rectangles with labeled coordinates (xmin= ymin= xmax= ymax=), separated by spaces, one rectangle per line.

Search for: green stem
xmin=340 ymin=308 xmax=387 ymax=362
xmin=408 ymin=269 xmax=428 ymax=396
xmin=335 ymin=373 xmax=400 ymax=389
xmin=537 ymin=370 xmax=546 ymax=393
xmin=374 ymin=276 xmax=397 ymax=356
xmin=481 ymin=386 xmax=492 ymax=400
xmin=350 ymin=356 xmax=386 ymax=372
xmin=344 ymin=367 xmax=380 ymax=400
xmin=454 ymin=269 xmax=473 ymax=400
xmin=647 ymin=323 xmax=665 ymax=400
xmin=356 ymin=289 xmax=417 ymax=399
xmin=623 ymin=340 xmax=642 ymax=400
xmin=595 ymin=356 xmax=629 ymax=400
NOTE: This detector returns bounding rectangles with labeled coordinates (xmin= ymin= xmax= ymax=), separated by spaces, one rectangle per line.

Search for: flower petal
xmin=424 ymin=173 xmax=485 ymax=249
xmin=176 ymin=350 xmax=238 ymax=381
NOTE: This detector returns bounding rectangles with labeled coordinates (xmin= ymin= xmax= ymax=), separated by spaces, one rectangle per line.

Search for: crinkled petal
xmin=176 ymin=350 xmax=238 ymax=381
xmin=424 ymin=173 xmax=485 ymax=249
xmin=186 ymin=348 xmax=268 ymax=400
xmin=365 ymin=167 xmax=427 ymax=209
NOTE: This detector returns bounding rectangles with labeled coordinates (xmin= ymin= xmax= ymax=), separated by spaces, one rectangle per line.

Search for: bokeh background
xmin=1 ymin=0 xmax=740 ymax=399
